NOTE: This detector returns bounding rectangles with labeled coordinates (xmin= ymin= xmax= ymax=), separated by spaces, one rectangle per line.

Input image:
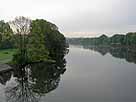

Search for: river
xmin=1 ymin=45 xmax=136 ymax=102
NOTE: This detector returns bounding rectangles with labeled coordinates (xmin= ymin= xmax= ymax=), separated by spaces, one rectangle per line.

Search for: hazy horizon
xmin=1 ymin=0 xmax=136 ymax=37
xmin=64 ymin=31 xmax=132 ymax=38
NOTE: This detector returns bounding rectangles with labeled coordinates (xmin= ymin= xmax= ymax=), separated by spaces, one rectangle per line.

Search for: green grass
xmin=0 ymin=49 xmax=16 ymax=63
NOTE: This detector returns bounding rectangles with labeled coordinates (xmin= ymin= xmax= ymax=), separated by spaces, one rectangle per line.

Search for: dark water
xmin=0 ymin=45 xmax=136 ymax=102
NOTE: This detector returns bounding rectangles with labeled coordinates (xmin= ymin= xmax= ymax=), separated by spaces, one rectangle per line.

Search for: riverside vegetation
xmin=0 ymin=17 xmax=68 ymax=64
xmin=68 ymin=33 xmax=136 ymax=46
xmin=0 ymin=17 xmax=68 ymax=102
xmin=68 ymin=33 xmax=136 ymax=64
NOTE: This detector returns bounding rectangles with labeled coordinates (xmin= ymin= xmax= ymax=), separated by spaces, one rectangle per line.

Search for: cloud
xmin=0 ymin=0 xmax=136 ymax=36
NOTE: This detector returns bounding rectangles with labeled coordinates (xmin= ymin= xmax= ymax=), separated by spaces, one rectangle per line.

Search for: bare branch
xmin=9 ymin=16 xmax=31 ymax=35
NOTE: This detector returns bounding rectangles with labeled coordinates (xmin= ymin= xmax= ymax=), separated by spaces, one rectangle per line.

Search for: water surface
xmin=0 ymin=45 xmax=136 ymax=102
xmin=44 ymin=45 xmax=136 ymax=102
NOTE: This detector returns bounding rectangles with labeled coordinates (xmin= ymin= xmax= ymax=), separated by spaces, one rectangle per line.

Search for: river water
xmin=0 ymin=45 xmax=136 ymax=102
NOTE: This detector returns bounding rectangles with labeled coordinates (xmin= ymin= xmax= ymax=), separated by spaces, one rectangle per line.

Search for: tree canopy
xmin=0 ymin=17 xmax=68 ymax=64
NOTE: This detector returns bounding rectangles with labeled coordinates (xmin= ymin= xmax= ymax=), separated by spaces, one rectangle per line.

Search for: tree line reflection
xmin=0 ymin=58 xmax=66 ymax=102
xmin=82 ymin=45 xmax=136 ymax=64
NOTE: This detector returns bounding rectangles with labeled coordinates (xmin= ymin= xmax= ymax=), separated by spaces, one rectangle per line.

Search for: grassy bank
xmin=0 ymin=49 xmax=16 ymax=63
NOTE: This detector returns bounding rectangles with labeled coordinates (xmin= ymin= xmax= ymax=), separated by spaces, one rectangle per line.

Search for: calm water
xmin=0 ymin=45 xmax=136 ymax=102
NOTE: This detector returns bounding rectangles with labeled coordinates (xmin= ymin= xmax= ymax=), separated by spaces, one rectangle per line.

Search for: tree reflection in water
xmin=3 ymin=59 xmax=66 ymax=102
xmin=82 ymin=45 xmax=136 ymax=64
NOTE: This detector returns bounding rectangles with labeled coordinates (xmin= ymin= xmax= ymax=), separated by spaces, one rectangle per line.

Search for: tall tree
xmin=9 ymin=16 xmax=31 ymax=64
xmin=28 ymin=19 xmax=68 ymax=62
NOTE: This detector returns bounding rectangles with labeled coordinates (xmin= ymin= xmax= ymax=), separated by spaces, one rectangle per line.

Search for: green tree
xmin=110 ymin=34 xmax=125 ymax=45
xmin=27 ymin=19 xmax=49 ymax=62
xmin=125 ymin=32 xmax=136 ymax=45
xmin=0 ymin=20 xmax=14 ymax=49
xmin=28 ymin=19 xmax=68 ymax=62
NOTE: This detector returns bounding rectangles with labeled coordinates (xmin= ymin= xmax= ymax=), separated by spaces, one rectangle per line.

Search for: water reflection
xmin=0 ymin=69 xmax=12 ymax=85
xmin=80 ymin=45 xmax=136 ymax=64
xmin=0 ymin=59 xmax=66 ymax=102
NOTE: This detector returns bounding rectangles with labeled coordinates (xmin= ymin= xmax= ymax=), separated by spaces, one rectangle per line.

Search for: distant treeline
xmin=67 ymin=32 xmax=136 ymax=46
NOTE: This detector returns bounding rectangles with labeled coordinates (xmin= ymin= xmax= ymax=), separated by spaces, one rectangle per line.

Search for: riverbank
xmin=0 ymin=49 xmax=16 ymax=63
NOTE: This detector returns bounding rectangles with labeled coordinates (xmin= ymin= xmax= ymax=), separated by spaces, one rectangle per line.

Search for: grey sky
xmin=0 ymin=0 xmax=136 ymax=37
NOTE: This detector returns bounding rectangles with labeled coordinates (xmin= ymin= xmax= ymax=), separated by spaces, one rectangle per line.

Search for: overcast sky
xmin=0 ymin=0 xmax=136 ymax=37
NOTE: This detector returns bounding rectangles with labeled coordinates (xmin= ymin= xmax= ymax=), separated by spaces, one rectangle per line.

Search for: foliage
xmin=0 ymin=20 xmax=14 ymax=49
xmin=68 ymin=32 xmax=136 ymax=46
xmin=0 ymin=17 xmax=68 ymax=64
xmin=125 ymin=32 xmax=136 ymax=45
xmin=27 ymin=19 xmax=68 ymax=62
xmin=27 ymin=19 xmax=50 ymax=62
